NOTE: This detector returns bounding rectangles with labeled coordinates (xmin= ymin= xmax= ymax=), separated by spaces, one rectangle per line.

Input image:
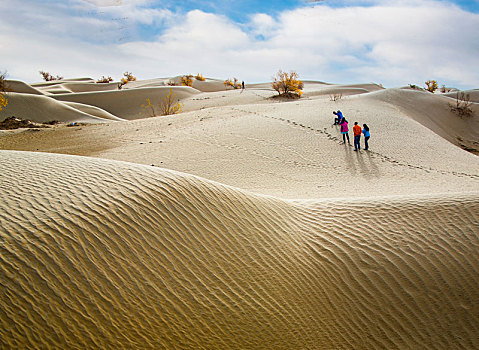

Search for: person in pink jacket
xmin=340 ymin=118 xmax=350 ymax=144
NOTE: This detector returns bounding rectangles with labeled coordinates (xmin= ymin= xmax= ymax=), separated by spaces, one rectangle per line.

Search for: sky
xmin=1 ymin=0 xmax=478 ymax=89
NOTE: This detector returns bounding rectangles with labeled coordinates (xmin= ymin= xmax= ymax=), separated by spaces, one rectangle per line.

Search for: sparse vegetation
xmin=0 ymin=71 xmax=8 ymax=92
xmin=181 ymin=75 xmax=193 ymax=87
xmin=118 ymin=72 xmax=136 ymax=89
xmin=195 ymin=73 xmax=206 ymax=81
xmin=160 ymin=88 xmax=183 ymax=115
xmin=223 ymin=78 xmax=241 ymax=90
xmin=0 ymin=71 xmax=8 ymax=111
xmin=440 ymin=85 xmax=451 ymax=93
xmin=425 ymin=80 xmax=438 ymax=93
xmin=0 ymin=94 xmax=7 ymax=111
xmin=39 ymin=71 xmax=63 ymax=81
xmin=271 ymin=70 xmax=304 ymax=98
xmin=409 ymin=84 xmax=420 ymax=90
xmin=97 ymin=76 xmax=113 ymax=83
xmin=140 ymin=98 xmax=156 ymax=117
xmin=166 ymin=80 xmax=176 ymax=86
xmin=139 ymin=89 xmax=183 ymax=117
xmin=449 ymin=92 xmax=473 ymax=118
xmin=329 ymin=93 xmax=343 ymax=101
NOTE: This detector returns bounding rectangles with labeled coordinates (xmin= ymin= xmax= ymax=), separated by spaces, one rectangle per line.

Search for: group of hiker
xmin=333 ymin=110 xmax=370 ymax=151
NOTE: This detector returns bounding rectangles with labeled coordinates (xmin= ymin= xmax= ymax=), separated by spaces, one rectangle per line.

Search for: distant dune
xmin=0 ymin=92 xmax=115 ymax=123
xmin=51 ymin=86 xmax=199 ymax=120
xmin=0 ymin=150 xmax=478 ymax=349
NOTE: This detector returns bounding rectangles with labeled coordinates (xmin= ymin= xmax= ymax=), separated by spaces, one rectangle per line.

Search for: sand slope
xmin=0 ymin=150 xmax=478 ymax=349
xmin=1 ymin=82 xmax=478 ymax=198
xmin=444 ymin=89 xmax=479 ymax=103
xmin=5 ymin=80 xmax=45 ymax=95
xmin=52 ymin=86 xmax=200 ymax=120
xmin=364 ymin=88 xmax=479 ymax=154
xmin=0 ymin=93 xmax=115 ymax=123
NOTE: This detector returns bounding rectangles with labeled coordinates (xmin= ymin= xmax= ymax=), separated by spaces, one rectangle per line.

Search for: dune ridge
xmin=1 ymin=150 xmax=478 ymax=349
xmin=363 ymin=88 xmax=479 ymax=154
xmin=52 ymin=86 xmax=200 ymax=120
xmin=0 ymin=93 xmax=115 ymax=123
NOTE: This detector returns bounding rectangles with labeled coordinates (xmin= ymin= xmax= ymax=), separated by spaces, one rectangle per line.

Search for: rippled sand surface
xmin=1 ymin=150 xmax=478 ymax=349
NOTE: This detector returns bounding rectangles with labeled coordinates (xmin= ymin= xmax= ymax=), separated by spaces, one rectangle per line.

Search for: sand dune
xmin=62 ymin=101 xmax=125 ymax=121
xmin=61 ymin=82 xmax=119 ymax=93
xmin=444 ymin=89 xmax=479 ymax=103
xmin=0 ymin=150 xmax=478 ymax=349
xmin=5 ymin=80 xmax=45 ymax=95
xmin=364 ymin=88 xmax=479 ymax=154
xmin=31 ymin=77 xmax=96 ymax=87
xmin=0 ymin=93 xmax=113 ymax=123
xmin=1 ymin=77 xmax=478 ymax=348
xmin=2 ymin=80 xmax=478 ymax=198
xmin=52 ymin=86 xmax=200 ymax=120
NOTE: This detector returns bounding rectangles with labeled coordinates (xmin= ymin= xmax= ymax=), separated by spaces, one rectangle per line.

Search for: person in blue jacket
xmin=333 ymin=110 xmax=343 ymax=125
xmin=362 ymin=124 xmax=370 ymax=150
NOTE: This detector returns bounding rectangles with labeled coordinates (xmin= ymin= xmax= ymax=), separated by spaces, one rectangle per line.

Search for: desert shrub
xmin=329 ymin=93 xmax=342 ymax=101
xmin=449 ymin=92 xmax=473 ymax=118
xmin=139 ymin=98 xmax=156 ymax=117
xmin=425 ymin=80 xmax=438 ymax=93
xmin=97 ymin=76 xmax=113 ymax=83
xmin=160 ymin=89 xmax=183 ymax=115
xmin=440 ymin=85 xmax=451 ymax=93
xmin=166 ymin=80 xmax=176 ymax=86
xmin=39 ymin=71 xmax=63 ymax=81
xmin=139 ymin=89 xmax=183 ymax=117
xmin=271 ymin=70 xmax=303 ymax=98
xmin=223 ymin=79 xmax=232 ymax=89
xmin=119 ymin=71 xmax=136 ymax=87
xmin=195 ymin=73 xmax=206 ymax=81
xmin=0 ymin=71 xmax=8 ymax=92
xmin=0 ymin=71 xmax=8 ymax=111
xmin=409 ymin=84 xmax=420 ymax=90
xmin=224 ymin=78 xmax=241 ymax=90
xmin=0 ymin=94 xmax=7 ymax=111
xmin=181 ymin=75 xmax=193 ymax=87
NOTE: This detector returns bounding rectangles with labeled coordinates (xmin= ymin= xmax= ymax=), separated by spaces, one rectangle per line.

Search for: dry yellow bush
xmin=425 ymin=80 xmax=438 ymax=93
xmin=181 ymin=75 xmax=193 ymax=87
xmin=139 ymin=98 xmax=156 ymax=117
xmin=271 ymin=70 xmax=303 ymax=98
xmin=139 ymin=89 xmax=183 ymax=117
xmin=120 ymin=72 xmax=136 ymax=86
xmin=160 ymin=89 xmax=183 ymax=115
xmin=0 ymin=94 xmax=7 ymax=111
xmin=195 ymin=73 xmax=205 ymax=81
xmin=224 ymin=77 xmax=241 ymax=90
xmin=0 ymin=71 xmax=8 ymax=111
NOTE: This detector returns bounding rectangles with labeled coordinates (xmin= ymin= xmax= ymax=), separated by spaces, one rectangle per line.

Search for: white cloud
xmin=1 ymin=0 xmax=478 ymax=88
xmin=82 ymin=0 xmax=123 ymax=6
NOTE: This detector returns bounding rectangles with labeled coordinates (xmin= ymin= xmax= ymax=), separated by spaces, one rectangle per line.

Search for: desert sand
xmin=0 ymin=76 xmax=478 ymax=349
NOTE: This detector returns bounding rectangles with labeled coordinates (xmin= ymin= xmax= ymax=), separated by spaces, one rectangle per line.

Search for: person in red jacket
xmin=353 ymin=122 xmax=362 ymax=151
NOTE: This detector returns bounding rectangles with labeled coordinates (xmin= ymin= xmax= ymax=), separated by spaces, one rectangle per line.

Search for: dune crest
xmin=1 ymin=150 xmax=478 ymax=349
